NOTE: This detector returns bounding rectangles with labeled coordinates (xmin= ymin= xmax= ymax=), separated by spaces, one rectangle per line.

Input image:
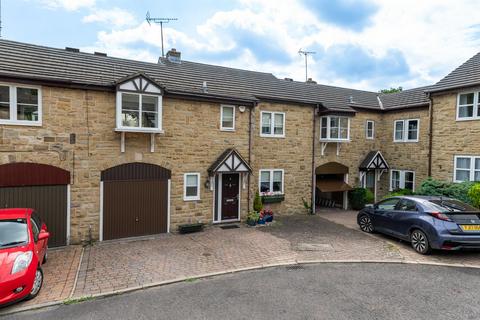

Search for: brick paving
xmin=1 ymin=245 xmax=82 ymax=314
xmin=4 ymin=211 xmax=480 ymax=315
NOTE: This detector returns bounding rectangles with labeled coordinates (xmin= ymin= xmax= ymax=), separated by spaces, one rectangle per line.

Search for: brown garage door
xmin=0 ymin=163 xmax=70 ymax=247
xmin=102 ymin=162 xmax=170 ymax=241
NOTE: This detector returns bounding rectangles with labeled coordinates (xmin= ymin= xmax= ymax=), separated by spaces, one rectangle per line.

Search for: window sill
xmin=456 ymin=117 xmax=480 ymax=122
xmin=319 ymin=139 xmax=350 ymax=143
xmin=260 ymin=134 xmax=285 ymax=139
xmin=0 ymin=120 xmax=42 ymax=127
xmin=220 ymin=128 xmax=235 ymax=132
xmin=184 ymin=197 xmax=200 ymax=202
xmin=115 ymin=128 xmax=164 ymax=134
xmin=393 ymin=140 xmax=419 ymax=143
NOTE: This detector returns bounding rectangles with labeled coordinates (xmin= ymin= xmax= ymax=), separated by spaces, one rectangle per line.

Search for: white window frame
xmin=365 ymin=120 xmax=374 ymax=139
xmin=454 ymin=155 xmax=480 ymax=183
xmin=220 ymin=105 xmax=235 ymax=131
xmin=0 ymin=82 xmax=42 ymax=126
xmin=393 ymin=119 xmax=419 ymax=143
xmin=389 ymin=169 xmax=415 ymax=191
xmin=115 ymin=91 xmax=163 ymax=133
xmin=260 ymin=111 xmax=285 ymax=138
xmin=456 ymin=91 xmax=480 ymax=121
xmin=258 ymin=169 xmax=284 ymax=195
xmin=319 ymin=116 xmax=350 ymax=142
xmin=183 ymin=173 xmax=201 ymax=201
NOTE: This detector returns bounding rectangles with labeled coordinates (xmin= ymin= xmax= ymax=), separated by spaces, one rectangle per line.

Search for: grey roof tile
xmin=0 ymin=39 xmax=429 ymax=112
xmin=427 ymin=52 xmax=480 ymax=92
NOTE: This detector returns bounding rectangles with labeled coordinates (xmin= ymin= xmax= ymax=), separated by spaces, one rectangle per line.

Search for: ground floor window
xmin=259 ymin=169 xmax=284 ymax=195
xmin=390 ymin=170 xmax=415 ymax=191
xmin=454 ymin=156 xmax=480 ymax=182
xmin=184 ymin=173 xmax=200 ymax=201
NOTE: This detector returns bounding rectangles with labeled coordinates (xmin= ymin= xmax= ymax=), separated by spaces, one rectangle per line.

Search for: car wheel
xmin=358 ymin=215 xmax=374 ymax=233
xmin=410 ymin=229 xmax=431 ymax=255
xmin=25 ymin=268 xmax=43 ymax=300
xmin=42 ymin=248 xmax=48 ymax=264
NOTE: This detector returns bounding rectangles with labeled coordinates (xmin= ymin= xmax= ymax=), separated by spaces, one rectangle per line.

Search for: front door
xmin=221 ymin=173 xmax=240 ymax=220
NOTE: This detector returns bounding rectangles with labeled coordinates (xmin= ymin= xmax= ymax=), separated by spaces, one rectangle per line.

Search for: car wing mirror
xmin=38 ymin=231 xmax=50 ymax=241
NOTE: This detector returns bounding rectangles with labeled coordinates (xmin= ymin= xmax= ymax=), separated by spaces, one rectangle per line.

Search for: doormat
xmin=220 ymin=225 xmax=240 ymax=230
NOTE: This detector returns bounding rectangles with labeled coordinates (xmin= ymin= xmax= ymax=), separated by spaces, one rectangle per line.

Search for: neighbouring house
xmin=0 ymin=39 xmax=477 ymax=246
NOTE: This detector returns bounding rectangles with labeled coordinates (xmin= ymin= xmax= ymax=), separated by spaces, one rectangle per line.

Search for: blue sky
xmin=2 ymin=0 xmax=480 ymax=91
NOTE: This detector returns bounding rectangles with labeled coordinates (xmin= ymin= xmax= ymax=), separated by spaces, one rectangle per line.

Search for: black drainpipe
xmin=427 ymin=93 xmax=433 ymax=177
xmin=311 ymin=104 xmax=319 ymax=214
xmin=247 ymin=102 xmax=256 ymax=212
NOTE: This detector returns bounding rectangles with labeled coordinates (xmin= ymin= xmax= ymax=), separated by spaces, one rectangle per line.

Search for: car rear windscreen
xmin=429 ymin=199 xmax=479 ymax=212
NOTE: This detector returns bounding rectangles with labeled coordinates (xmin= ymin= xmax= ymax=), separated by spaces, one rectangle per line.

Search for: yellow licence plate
xmin=460 ymin=225 xmax=480 ymax=231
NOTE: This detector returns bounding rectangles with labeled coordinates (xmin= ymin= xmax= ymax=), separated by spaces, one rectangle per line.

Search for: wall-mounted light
xmin=204 ymin=179 xmax=211 ymax=190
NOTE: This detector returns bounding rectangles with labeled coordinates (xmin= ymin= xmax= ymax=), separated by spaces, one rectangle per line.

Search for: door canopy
xmin=0 ymin=162 xmax=70 ymax=187
xmin=315 ymin=162 xmax=349 ymax=175
xmin=359 ymin=151 xmax=389 ymax=171
xmin=208 ymin=148 xmax=252 ymax=175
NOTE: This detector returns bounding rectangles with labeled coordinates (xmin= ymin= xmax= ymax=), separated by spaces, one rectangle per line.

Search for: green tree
xmin=379 ymin=86 xmax=403 ymax=94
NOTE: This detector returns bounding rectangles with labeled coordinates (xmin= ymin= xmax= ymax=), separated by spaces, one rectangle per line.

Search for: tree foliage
xmin=468 ymin=184 xmax=480 ymax=208
xmin=379 ymin=86 xmax=403 ymax=94
xmin=416 ymin=178 xmax=474 ymax=204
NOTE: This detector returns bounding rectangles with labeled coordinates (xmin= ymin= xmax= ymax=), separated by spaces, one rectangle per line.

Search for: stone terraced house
xmin=0 ymin=39 xmax=478 ymax=246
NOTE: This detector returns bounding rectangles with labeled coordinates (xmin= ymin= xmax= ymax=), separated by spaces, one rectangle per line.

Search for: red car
xmin=0 ymin=208 xmax=49 ymax=307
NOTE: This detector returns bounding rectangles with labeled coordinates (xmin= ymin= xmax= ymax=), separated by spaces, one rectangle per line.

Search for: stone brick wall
xmin=250 ymin=102 xmax=314 ymax=215
xmin=376 ymin=107 xmax=430 ymax=197
xmin=431 ymin=91 xmax=480 ymax=181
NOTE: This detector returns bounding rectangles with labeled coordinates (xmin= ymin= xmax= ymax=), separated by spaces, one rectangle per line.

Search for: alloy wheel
xmin=30 ymin=269 xmax=43 ymax=296
xmin=411 ymin=230 xmax=430 ymax=254
xmin=359 ymin=215 xmax=374 ymax=233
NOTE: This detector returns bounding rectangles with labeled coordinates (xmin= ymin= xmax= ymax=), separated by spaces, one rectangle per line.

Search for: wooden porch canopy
xmin=207 ymin=148 xmax=252 ymax=175
xmin=316 ymin=179 xmax=353 ymax=193
xmin=359 ymin=151 xmax=389 ymax=171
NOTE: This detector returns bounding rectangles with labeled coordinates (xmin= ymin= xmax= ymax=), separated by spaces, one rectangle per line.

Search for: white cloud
xmin=41 ymin=0 xmax=96 ymax=11
xmin=82 ymin=8 xmax=136 ymax=28
xmin=81 ymin=0 xmax=480 ymax=91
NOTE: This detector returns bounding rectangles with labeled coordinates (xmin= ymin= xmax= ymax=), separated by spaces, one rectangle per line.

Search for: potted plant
xmin=260 ymin=208 xmax=274 ymax=222
xmin=246 ymin=211 xmax=260 ymax=226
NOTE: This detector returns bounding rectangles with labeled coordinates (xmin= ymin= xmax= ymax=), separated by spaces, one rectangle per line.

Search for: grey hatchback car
xmin=357 ymin=196 xmax=480 ymax=254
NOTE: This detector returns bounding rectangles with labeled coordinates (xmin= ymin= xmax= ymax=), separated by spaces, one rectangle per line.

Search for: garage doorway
xmin=0 ymin=163 xmax=70 ymax=247
xmin=100 ymin=162 xmax=171 ymax=241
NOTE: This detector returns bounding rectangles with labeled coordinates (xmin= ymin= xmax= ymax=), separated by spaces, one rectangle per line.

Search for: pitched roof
xmin=0 ymin=39 xmax=429 ymax=112
xmin=359 ymin=151 xmax=389 ymax=170
xmin=427 ymin=52 xmax=480 ymax=93
xmin=379 ymin=87 xmax=430 ymax=109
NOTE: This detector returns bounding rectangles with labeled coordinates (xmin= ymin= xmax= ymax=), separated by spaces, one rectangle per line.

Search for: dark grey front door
xmin=221 ymin=173 xmax=239 ymax=220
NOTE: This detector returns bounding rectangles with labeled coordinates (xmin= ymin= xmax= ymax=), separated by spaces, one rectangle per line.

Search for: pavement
xmin=2 ymin=210 xmax=480 ymax=316
xmin=5 ymin=263 xmax=480 ymax=320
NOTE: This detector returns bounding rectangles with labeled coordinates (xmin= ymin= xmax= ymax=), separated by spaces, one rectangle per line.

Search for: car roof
xmin=0 ymin=208 xmax=33 ymax=219
xmin=392 ymin=195 xmax=454 ymax=201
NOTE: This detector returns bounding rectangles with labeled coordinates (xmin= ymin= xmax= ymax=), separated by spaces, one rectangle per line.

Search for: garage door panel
xmin=103 ymin=180 xmax=168 ymax=241
xmin=0 ymin=185 xmax=67 ymax=247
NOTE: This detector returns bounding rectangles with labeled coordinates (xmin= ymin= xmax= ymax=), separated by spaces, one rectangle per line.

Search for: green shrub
xmin=247 ymin=211 xmax=260 ymax=222
xmin=384 ymin=188 xmax=414 ymax=199
xmin=253 ymin=190 xmax=263 ymax=212
xmin=417 ymin=178 xmax=475 ymax=204
xmin=468 ymin=184 xmax=480 ymax=208
xmin=349 ymin=188 xmax=372 ymax=210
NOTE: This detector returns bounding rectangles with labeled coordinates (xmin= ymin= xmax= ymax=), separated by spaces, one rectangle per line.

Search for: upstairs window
xmin=320 ymin=116 xmax=350 ymax=141
xmin=394 ymin=119 xmax=419 ymax=142
xmin=454 ymin=156 xmax=480 ymax=182
xmin=366 ymin=120 xmax=374 ymax=139
xmin=220 ymin=105 xmax=235 ymax=131
xmin=260 ymin=111 xmax=285 ymax=137
xmin=0 ymin=84 xmax=42 ymax=126
xmin=116 ymin=75 xmax=163 ymax=133
xmin=457 ymin=92 xmax=480 ymax=120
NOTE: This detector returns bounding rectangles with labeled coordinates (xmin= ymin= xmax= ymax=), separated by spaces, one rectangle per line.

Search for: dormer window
xmin=115 ymin=74 xmax=163 ymax=133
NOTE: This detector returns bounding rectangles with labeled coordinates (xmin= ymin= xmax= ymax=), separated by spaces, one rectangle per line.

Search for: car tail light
xmin=428 ymin=211 xmax=452 ymax=222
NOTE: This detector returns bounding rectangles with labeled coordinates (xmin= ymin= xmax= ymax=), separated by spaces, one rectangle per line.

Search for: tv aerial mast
xmin=146 ymin=11 xmax=178 ymax=58
xmin=298 ymin=49 xmax=316 ymax=81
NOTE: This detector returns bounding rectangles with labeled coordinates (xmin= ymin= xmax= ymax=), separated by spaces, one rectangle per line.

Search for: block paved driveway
xmin=3 ymin=212 xmax=480 ymax=315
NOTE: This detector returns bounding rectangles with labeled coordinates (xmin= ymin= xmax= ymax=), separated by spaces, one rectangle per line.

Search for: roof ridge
xmin=434 ymin=51 xmax=480 ymax=86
